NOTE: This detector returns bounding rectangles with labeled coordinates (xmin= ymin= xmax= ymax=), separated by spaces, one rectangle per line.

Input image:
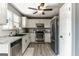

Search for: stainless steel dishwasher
xmin=10 ymin=39 xmax=22 ymax=56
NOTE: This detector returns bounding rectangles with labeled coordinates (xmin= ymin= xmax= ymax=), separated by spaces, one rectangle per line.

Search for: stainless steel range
xmin=35 ymin=23 xmax=45 ymax=42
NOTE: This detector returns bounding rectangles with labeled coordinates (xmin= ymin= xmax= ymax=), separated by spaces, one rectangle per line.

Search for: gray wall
xmin=72 ymin=3 xmax=76 ymax=56
xmin=73 ymin=3 xmax=79 ymax=56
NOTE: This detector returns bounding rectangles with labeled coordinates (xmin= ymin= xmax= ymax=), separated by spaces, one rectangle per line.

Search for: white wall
xmin=8 ymin=4 xmax=22 ymax=17
xmin=27 ymin=19 xmax=52 ymax=28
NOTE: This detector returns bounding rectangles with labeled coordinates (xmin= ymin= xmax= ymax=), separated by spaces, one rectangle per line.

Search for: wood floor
xmin=23 ymin=43 xmax=55 ymax=56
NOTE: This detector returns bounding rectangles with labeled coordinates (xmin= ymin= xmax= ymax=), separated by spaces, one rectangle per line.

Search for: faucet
xmin=9 ymin=32 xmax=13 ymax=36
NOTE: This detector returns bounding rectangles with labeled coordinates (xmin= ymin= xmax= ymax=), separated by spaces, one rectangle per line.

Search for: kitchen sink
xmin=10 ymin=34 xmax=26 ymax=37
xmin=14 ymin=34 xmax=26 ymax=36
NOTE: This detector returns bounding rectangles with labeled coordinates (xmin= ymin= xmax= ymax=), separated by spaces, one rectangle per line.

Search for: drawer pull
xmin=60 ymin=35 xmax=63 ymax=38
xmin=25 ymin=40 xmax=27 ymax=42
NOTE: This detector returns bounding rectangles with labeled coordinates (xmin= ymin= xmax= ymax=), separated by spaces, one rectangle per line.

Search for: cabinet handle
xmin=25 ymin=40 xmax=27 ymax=42
xmin=60 ymin=35 xmax=63 ymax=38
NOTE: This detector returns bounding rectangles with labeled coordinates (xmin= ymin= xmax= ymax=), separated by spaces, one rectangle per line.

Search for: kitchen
xmin=0 ymin=3 xmax=54 ymax=56
xmin=0 ymin=3 xmax=78 ymax=56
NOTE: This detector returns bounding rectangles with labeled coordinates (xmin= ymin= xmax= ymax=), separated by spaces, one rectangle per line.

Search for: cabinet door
xmin=26 ymin=34 xmax=30 ymax=45
xmin=45 ymin=33 xmax=51 ymax=42
xmin=22 ymin=36 xmax=26 ymax=53
xmin=25 ymin=35 xmax=28 ymax=48
xmin=28 ymin=35 xmax=31 ymax=44
xmin=30 ymin=33 xmax=35 ymax=42
xmin=22 ymin=35 xmax=30 ymax=53
xmin=22 ymin=17 xmax=28 ymax=28
xmin=0 ymin=3 xmax=7 ymax=25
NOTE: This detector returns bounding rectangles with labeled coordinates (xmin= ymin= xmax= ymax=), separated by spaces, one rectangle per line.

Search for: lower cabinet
xmin=22 ymin=35 xmax=26 ymax=53
xmin=29 ymin=33 xmax=50 ymax=43
xmin=45 ymin=33 xmax=51 ymax=43
xmin=22 ymin=34 xmax=30 ymax=54
xmin=29 ymin=33 xmax=35 ymax=42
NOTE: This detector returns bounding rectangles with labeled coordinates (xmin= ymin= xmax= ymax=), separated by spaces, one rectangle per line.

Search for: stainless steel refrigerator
xmin=50 ymin=18 xmax=59 ymax=55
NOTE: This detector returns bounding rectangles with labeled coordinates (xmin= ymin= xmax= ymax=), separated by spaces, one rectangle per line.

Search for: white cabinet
xmin=22 ymin=34 xmax=31 ymax=53
xmin=0 ymin=3 xmax=7 ymax=25
xmin=30 ymin=33 xmax=35 ymax=42
xmin=22 ymin=17 xmax=28 ymax=28
xmin=45 ymin=33 xmax=51 ymax=42
xmin=26 ymin=34 xmax=31 ymax=47
xmin=22 ymin=35 xmax=27 ymax=53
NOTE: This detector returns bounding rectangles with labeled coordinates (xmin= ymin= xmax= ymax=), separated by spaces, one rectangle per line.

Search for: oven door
xmin=36 ymin=31 xmax=44 ymax=39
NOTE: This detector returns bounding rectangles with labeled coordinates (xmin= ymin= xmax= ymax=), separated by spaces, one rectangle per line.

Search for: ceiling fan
xmin=28 ymin=3 xmax=53 ymax=15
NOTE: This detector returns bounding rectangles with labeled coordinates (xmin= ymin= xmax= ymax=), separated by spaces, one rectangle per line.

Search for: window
xmin=13 ymin=13 xmax=20 ymax=28
xmin=2 ymin=9 xmax=21 ymax=30
xmin=2 ymin=10 xmax=13 ymax=30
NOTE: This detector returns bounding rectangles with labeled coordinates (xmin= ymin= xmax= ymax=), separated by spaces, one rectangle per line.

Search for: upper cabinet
xmin=22 ymin=17 xmax=28 ymax=28
xmin=27 ymin=19 xmax=51 ymax=28
xmin=0 ymin=3 xmax=7 ymax=25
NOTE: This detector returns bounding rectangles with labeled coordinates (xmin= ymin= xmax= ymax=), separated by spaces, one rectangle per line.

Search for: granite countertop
xmin=0 ymin=33 xmax=29 ymax=44
xmin=0 ymin=36 xmax=22 ymax=44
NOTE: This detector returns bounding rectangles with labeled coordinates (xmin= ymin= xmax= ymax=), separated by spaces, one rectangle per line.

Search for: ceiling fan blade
xmin=33 ymin=11 xmax=38 ymax=14
xmin=28 ymin=7 xmax=37 ymax=10
xmin=43 ymin=9 xmax=52 ymax=11
xmin=40 ymin=3 xmax=45 ymax=6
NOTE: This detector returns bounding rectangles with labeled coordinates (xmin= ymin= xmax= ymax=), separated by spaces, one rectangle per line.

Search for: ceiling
xmin=12 ymin=3 xmax=63 ymax=18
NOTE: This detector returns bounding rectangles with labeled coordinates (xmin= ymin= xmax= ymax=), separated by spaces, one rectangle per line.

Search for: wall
xmin=74 ymin=3 xmax=79 ymax=56
xmin=27 ymin=19 xmax=52 ymax=28
xmin=72 ymin=3 xmax=76 ymax=56
xmin=27 ymin=19 xmax=52 ymax=43
xmin=71 ymin=3 xmax=79 ymax=56
xmin=8 ymin=4 xmax=22 ymax=17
